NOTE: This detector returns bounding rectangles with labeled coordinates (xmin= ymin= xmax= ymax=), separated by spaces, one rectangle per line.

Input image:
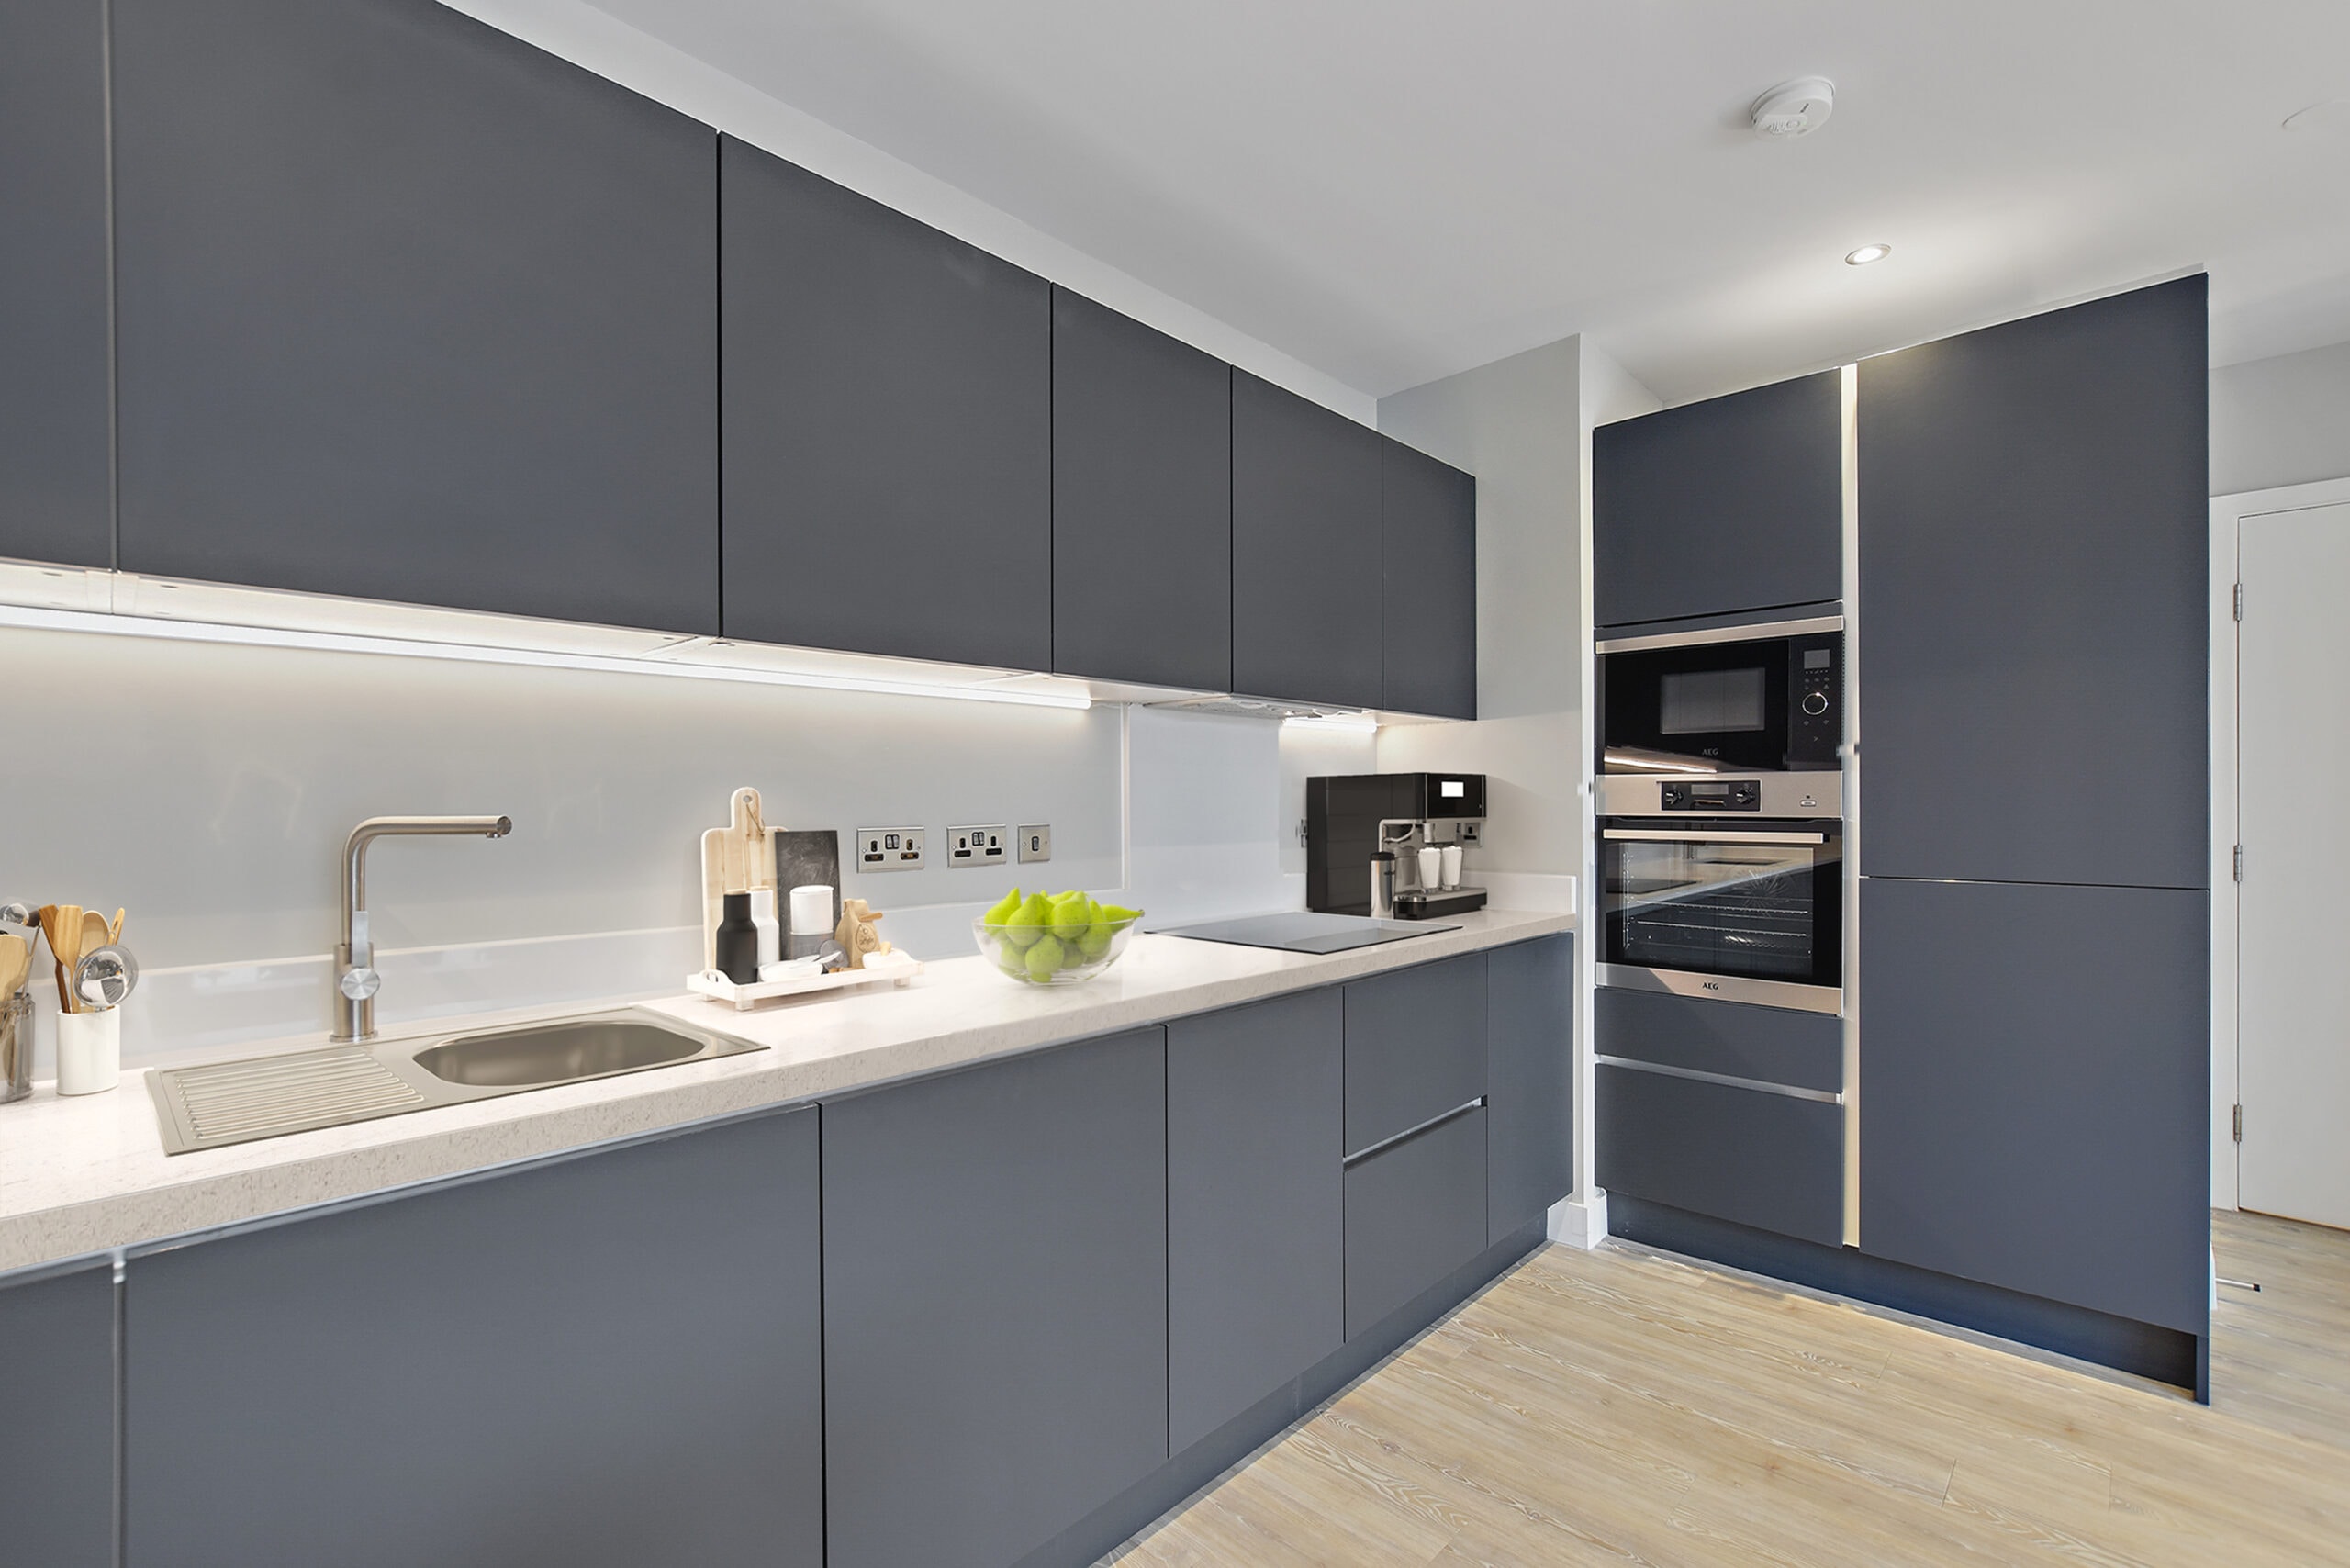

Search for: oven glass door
xmin=1599 ymin=821 xmax=1843 ymax=1009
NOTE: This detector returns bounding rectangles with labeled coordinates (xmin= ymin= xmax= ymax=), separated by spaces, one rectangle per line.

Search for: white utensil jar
xmin=56 ymin=1006 xmax=120 ymax=1096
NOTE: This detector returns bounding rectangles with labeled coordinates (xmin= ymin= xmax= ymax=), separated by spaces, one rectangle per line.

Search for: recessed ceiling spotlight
xmin=1845 ymin=243 xmax=1893 ymax=266
xmin=1751 ymin=77 xmax=1836 ymax=139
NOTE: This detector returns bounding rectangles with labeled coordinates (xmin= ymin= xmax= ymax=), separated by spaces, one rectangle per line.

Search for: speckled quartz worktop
xmin=0 ymin=909 xmax=1573 ymax=1278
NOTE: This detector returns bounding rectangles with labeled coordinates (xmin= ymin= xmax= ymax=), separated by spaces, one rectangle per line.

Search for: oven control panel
xmin=1659 ymin=779 xmax=1762 ymax=812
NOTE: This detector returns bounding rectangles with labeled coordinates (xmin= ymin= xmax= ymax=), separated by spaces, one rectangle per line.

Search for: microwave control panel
xmin=1787 ymin=634 xmax=1841 ymax=767
xmin=1659 ymin=779 xmax=1762 ymax=812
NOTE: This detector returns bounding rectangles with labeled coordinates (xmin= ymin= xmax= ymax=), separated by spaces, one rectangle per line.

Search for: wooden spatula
xmin=0 ymin=933 xmax=28 ymax=997
xmin=41 ymin=904 xmax=83 ymax=1014
xmin=108 ymin=908 xmax=124 ymax=945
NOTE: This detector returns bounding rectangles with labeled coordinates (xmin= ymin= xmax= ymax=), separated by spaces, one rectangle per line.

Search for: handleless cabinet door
xmin=1168 ymin=989 xmax=1344 ymax=1450
xmin=1344 ymin=952 xmax=1487 ymax=1155
xmin=0 ymin=0 xmax=111 ymax=568
xmin=722 ymin=136 xmax=1052 ymax=670
xmin=1382 ymin=438 xmax=1477 ymax=719
xmin=1592 ymin=370 xmax=1843 ymax=630
xmin=111 ymin=0 xmax=721 ymax=633
xmin=124 ymin=1110 xmax=825 ymax=1568
xmin=1486 ymin=935 xmax=1575 ymax=1239
xmin=822 ymin=1028 xmax=1169 ymax=1568
xmin=0 ymin=1263 xmax=116 ymax=1568
xmin=1233 ymin=371 xmax=1385 ymax=709
xmin=1857 ymin=276 xmax=2208 ymax=888
xmin=1052 ymin=287 xmax=1233 ymax=691
xmin=1345 ymin=1105 xmax=1488 ymax=1338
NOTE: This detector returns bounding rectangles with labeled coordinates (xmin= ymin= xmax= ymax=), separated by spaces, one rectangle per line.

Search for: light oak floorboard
xmin=1104 ymin=1209 xmax=2350 ymax=1567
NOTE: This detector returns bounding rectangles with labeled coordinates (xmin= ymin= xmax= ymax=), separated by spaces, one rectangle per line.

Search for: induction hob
xmin=1155 ymin=911 xmax=1458 ymax=955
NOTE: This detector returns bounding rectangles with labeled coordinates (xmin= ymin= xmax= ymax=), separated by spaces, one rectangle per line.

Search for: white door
xmin=2239 ymin=501 xmax=2350 ymax=1229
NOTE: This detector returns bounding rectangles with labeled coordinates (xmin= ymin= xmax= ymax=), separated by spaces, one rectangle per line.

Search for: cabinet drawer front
xmin=1344 ymin=953 xmax=1486 ymax=1155
xmin=1595 ymin=1063 xmax=1843 ymax=1246
xmin=1344 ymin=1105 xmax=1487 ymax=1339
xmin=1595 ymin=987 xmax=1843 ymax=1093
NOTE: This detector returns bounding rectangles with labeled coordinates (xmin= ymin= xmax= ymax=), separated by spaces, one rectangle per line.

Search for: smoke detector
xmin=1751 ymin=77 xmax=1836 ymax=139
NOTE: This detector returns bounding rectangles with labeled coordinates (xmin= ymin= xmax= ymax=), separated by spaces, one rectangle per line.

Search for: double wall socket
xmin=948 ymin=825 xmax=1008 ymax=868
xmin=856 ymin=827 xmax=925 ymax=871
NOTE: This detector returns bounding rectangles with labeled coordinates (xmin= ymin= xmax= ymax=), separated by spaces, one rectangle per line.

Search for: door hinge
xmin=2233 ymin=1103 xmax=2244 ymax=1142
xmin=2233 ymin=844 xmax=2244 ymax=882
xmin=2234 ymin=582 xmax=2244 ymax=622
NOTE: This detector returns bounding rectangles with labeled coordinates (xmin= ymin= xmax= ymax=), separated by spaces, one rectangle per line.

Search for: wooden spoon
xmin=0 ymin=933 xmax=28 ymax=997
xmin=42 ymin=904 xmax=83 ymax=1014
xmin=81 ymin=910 xmax=110 ymax=972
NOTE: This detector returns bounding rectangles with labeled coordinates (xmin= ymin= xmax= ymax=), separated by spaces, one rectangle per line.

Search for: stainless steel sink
xmin=148 ymin=1010 xmax=764 ymax=1155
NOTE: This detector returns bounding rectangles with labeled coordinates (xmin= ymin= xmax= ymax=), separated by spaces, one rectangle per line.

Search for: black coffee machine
xmin=1305 ymin=772 xmax=1488 ymax=919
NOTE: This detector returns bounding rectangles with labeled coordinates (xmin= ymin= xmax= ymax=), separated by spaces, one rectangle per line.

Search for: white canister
xmin=56 ymin=1007 xmax=121 ymax=1096
xmin=1417 ymin=846 xmax=1444 ymax=891
xmin=748 ymin=888 xmax=781 ymax=969
xmin=789 ymin=884 xmax=835 ymax=960
xmin=1440 ymin=844 xmax=1463 ymax=890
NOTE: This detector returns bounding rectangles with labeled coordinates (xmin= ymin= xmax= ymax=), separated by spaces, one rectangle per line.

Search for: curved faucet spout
xmin=334 ymin=815 xmax=513 ymax=1041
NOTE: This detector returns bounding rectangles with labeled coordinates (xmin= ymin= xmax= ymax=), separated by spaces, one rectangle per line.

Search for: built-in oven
xmin=1597 ymin=818 xmax=1843 ymax=1014
xmin=1596 ymin=615 xmax=1843 ymax=819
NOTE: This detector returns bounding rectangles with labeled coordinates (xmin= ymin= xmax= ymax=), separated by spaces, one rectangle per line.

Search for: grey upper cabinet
xmin=1857 ymin=276 xmax=2208 ymax=889
xmin=1486 ymin=935 xmax=1575 ymax=1239
xmin=1592 ymin=369 xmax=1843 ymax=629
xmin=1233 ymin=371 xmax=1386 ymax=710
xmin=0 ymin=1264 xmax=116 ymax=1568
xmin=110 ymin=0 xmax=721 ymax=633
xmin=1168 ymin=990 xmax=1344 ymax=1451
xmin=124 ymin=1110 xmax=825 ymax=1568
xmin=822 ymin=1028 xmax=1169 ymax=1568
xmin=722 ymin=136 xmax=1052 ymax=670
xmin=1052 ymin=288 xmax=1233 ymax=691
xmin=0 ymin=0 xmax=111 ymax=569
xmin=1859 ymin=878 xmax=2210 ymax=1337
xmin=1382 ymin=438 xmax=1477 ymax=718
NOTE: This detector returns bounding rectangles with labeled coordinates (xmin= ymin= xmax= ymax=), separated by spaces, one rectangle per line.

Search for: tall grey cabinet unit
xmin=722 ymin=136 xmax=1052 ymax=671
xmin=1052 ymin=288 xmax=1233 ymax=691
xmin=110 ymin=0 xmax=721 ymax=633
xmin=822 ymin=1028 xmax=1169 ymax=1568
xmin=1233 ymin=371 xmax=1386 ymax=710
xmin=1382 ymin=438 xmax=1478 ymax=719
xmin=1485 ymin=934 xmax=1576 ymax=1239
xmin=1856 ymin=275 xmax=2209 ymax=889
xmin=123 ymin=1111 xmax=825 ymax=1568
xmin=1167 ymin=989 xmax=1345 ymax=1450
xmin=1591 ymin=369 xmax=1843 ymax=629
xmin=0 ymin=1263 xmax=116 ymax=1568
xmin=0 ymin=0 xmax=112 ymax=569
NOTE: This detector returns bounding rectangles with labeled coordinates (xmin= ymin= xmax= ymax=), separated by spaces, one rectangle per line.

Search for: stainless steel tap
xmin=334 ymin=815 xmax=511 ymax=1041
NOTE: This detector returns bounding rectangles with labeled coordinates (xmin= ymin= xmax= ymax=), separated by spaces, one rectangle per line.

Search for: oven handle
xmin=1602 ymin=828 xmax=1829 ymax=846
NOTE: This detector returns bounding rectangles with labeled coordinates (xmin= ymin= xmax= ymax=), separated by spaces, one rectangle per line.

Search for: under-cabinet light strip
xmin=0 ymin=601 xmax=1093 ymax=711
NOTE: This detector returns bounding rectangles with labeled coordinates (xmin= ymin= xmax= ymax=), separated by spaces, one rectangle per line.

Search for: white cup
xmin=1417 ymin=847 xmax=1444 ymax=891
xmin=1441 ymin=845 xmax=1463 ymax=890
xmin=56 ymin=1007 xmax=121 ymax=1096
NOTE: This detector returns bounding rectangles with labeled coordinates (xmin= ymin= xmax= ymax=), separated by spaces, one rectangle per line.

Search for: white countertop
xmin=0 ymin=909 xmax=1572 ymax=1278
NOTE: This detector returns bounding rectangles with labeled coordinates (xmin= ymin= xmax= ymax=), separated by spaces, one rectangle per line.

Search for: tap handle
xmin=338 ymin=967 xmax=381 ymax=1002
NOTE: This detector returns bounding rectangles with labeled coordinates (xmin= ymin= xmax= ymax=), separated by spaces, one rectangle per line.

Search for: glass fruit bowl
xmin=974 ymin=891 xmax=1143 ymax=986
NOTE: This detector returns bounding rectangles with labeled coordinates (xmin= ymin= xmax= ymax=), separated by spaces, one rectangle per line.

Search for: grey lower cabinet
xmin=822 ymin=1027 xmax=1169 ymax=1568
xmin=122 ymin=1110 xmax=823 ymax=1568
xmin=722 ymin=135 xmax=1052 ymax=671
xmin=0 ymin=1262 xmax=116 ymax=1568
xmin=1856 ymin=276 xmax=2208 ymax=889
xmin=1591 ymin=369 xmax=1843 ymax=629
xmin=1168 ymin=990 xmax=1344 ymax=1450
xmin=110 ymin=0 xmax=721 ymax=633
xmin=1233 ymin=370 xmax=1386 ymax=710
xmin=1346 ymin=1106 xmax=1489 ymax=1338
xmin=1052 ymin=287 xmax=1233 ymax=692
xmin=1486 ymin=934 xmax=1575 ymax=1239
xmin=0 ymin=0 xmax=111 ymax=569
xmin=1381 ymin=439 xmax=1477 ymax=719
xmin=1343 ymin=951 xmax=1487 ymax=1153
xmin=1858 ymin=877 xmax=2210 ymax=1337
xmin=1595 ymin=1061 xmax=1844 ymax=1248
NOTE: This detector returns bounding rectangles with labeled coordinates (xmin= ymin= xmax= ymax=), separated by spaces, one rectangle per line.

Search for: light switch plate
xmin=1016 ymin=823 xmax=1052 ymax=864
xmin=947 ymin=824 xmax=1009 ymax=868
xmin=856 ymin=827 xmax=925 ymax=871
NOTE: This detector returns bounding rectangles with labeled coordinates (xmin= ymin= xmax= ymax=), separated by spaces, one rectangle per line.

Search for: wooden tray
xmin=685 ymin=953 xmax=923 ymax=1011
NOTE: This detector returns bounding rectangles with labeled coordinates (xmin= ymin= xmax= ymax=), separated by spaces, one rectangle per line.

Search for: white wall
xmin=2211 ymin=337 xmax=2350 ymax=496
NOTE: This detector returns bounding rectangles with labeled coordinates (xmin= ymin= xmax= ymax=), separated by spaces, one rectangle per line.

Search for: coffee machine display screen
xmin=1439 ymin=780 xmax=1464 ymax=799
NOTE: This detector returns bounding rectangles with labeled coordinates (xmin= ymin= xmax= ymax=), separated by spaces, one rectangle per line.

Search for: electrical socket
xmin=1016 ymin=823 xmax=1052 ymax=864
xmin=947 ymin=824 xmax=1009 ymax=868
xmin=856 ymin=826 xmax=925 ymax=871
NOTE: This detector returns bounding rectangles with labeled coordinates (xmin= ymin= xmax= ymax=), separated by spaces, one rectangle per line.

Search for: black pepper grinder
xmin=715 ymin=891 xmax=761 ymax=985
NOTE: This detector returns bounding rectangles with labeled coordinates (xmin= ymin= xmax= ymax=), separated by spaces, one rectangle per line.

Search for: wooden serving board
xmin=699 ymin=787 xmax=773 ymax=972
xmin=686 ymin=954 xmax=924 ymax=1012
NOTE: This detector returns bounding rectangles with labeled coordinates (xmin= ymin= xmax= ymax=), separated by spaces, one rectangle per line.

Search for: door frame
xmin=2210 ymin=476 xmax=2350 ymax=1211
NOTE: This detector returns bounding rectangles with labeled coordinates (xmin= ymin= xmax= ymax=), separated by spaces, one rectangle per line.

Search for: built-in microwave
xmin=1597 ymin=817 xmax=1843 ymax=1014
xmin=1596 ymin=615 xmax=1843 ymax=818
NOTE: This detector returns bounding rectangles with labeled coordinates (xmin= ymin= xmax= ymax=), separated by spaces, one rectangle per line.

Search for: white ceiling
xmin=587 ymin=0 xmax=2350 ymax=404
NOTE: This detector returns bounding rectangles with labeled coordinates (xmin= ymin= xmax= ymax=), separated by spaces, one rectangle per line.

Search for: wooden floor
xmin=1104 ymin=1209 xmax=2350 ymax=1567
